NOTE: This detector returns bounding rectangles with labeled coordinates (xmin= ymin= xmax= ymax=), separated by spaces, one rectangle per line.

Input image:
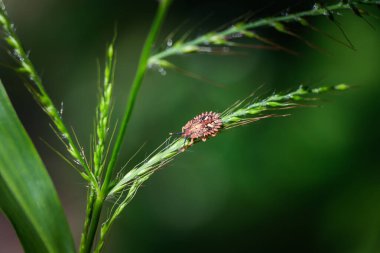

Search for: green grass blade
xmin=0 ymin=81 xmax=76 ymax=253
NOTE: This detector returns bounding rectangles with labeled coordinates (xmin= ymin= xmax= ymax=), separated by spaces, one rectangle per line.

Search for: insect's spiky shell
xmin=182 ymin=111 xmax=223 ymax=141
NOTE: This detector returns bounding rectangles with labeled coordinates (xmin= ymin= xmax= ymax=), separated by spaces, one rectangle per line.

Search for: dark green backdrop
xmin=1 ymin=0 xmax=380 ymax=252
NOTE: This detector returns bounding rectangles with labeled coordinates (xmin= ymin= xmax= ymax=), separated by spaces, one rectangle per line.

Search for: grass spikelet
xmin=222 ymin=84 xmax=349 ymax=128
xmin=94 ymin=40 xmax=116 ymax=179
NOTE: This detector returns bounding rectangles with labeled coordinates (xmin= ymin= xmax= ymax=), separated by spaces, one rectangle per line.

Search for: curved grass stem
xmin=148 ymin=0 xmax=379 ymax=64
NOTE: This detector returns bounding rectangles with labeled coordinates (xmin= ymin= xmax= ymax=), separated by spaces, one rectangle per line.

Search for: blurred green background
xmin=1 ymin=0 xmax=380 ymax=252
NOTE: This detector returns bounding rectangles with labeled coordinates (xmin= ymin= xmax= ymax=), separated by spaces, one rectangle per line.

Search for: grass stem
xmin=148 ymin=0 xmax=379 ymax=64
xmin=81 ymin=194 xmax=105 ymax=253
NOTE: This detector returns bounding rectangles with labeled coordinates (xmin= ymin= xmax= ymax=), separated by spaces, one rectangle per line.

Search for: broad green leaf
xmin=0 ymin=82 xmax=76 ymax=253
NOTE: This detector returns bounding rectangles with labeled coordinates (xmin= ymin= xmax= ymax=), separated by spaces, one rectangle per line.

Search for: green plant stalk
xmin=148 ymin=0 xmax=379 ymax=64
xmin=102 ymin=0 xmax=172 ymax=194
xmin=81 ymin=193 xmax=104 ymax=253
xmin=81 ymin=1 xmax=172 ymax=252
xmin=0 ymin=3 xmax=97 ymax=186
xmin=79 ymin=190 xmax=96 ymax=253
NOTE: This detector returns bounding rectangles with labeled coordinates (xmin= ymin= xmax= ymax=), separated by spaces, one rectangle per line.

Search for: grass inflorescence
xmin=149 ymin=0 xmax=380 ymax=72
xmin=94 ymin=41 xmax=116 ymax=179
xmin=109 ymin=83 xmax=350 ymax=196
xmin=79 ymin=40 xmax=117 ymax=253
xmin=0 ymin=1 xmax=98 ymax=186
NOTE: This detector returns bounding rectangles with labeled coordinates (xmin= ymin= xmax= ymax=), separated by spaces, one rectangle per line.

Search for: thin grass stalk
xmin=101 ymin=0 xmax=172 ymax=194
xmin=81 ymin=192 xmax=104 ymax=253
xmin=79 ymin=190 xmax=96 ymax=253
xmin=148 ymin=0 xmax=380 ymax=65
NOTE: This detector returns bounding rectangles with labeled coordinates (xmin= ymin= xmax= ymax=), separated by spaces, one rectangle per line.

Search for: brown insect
xmin=180 ymin=111 xmax=223 ymax=147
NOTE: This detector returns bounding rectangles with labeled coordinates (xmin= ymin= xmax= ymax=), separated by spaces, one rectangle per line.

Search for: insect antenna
xmin=169 ymin=132 xmax=183 ymax=136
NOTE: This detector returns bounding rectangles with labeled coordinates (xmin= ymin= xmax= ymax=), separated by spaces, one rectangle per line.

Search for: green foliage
xmin=0 ymin=82 xmax=75 ymax=253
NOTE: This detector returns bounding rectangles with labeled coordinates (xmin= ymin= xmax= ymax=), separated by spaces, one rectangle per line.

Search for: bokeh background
xmin=1 ymin=0 xmax=380 ymax=252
